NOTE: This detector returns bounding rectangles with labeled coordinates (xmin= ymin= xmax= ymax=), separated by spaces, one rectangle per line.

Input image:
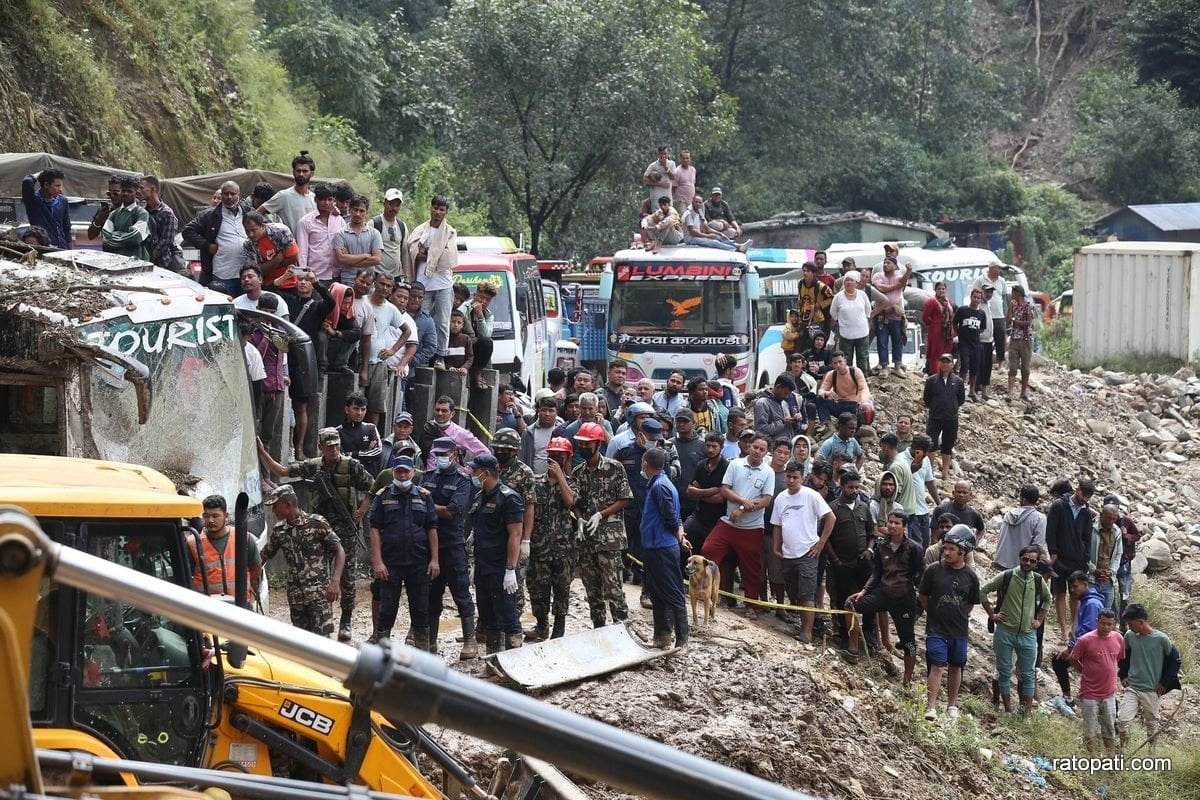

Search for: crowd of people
xmin=24 ymin=155 xmax=1177 ymax=755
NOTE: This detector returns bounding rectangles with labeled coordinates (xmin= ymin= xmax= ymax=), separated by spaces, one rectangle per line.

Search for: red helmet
xmin=547 ymin=437 xmax=574 ymax=455
xmin=575 ymin=422 xmax=607 ymax=442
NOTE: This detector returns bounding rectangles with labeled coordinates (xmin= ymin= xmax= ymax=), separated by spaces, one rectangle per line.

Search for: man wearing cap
xmin=703 ymin=187 xmax=742 ymax=239
xmin=526 ymin=437 xmax=579 ymax=641
xmin=419 ymin=438 xmax=476 ymax=656
xmin=373 ymin=189 xmax=410 ymax=281
xmin=368 ymin=455 xmax=439 ymax=650
xmin=468 ymin=453 xmax=526 ymax=652
xmin=973 ymin=261 xmax=1008 ymax=365
xmin=922 ymin=353 xmax=967 ymax=481
xmin=607 ymin=401 xmax=654 ymax=457
xmin=572 ymin=423 xmax=634 ymax=627
xmin=614 ymin=416 xmax=668 ymax=598
xmin=258 ymin=428 xmax=374 ymax=643
xmin=493 ymin=428 xmax=536 ymax=613
xmin=420 ymin=395 xmax=489 ymax=471
xmin=671 ymin=407 xmax=705 ymax=523
xmin=261 ymin=484 xmax=346 ymax=637
xmin=682 ymin=194 xmax=747 ymax=252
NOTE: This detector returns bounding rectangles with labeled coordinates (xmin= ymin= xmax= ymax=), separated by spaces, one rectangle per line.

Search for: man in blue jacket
xmin=21 ymin=169 xmax=72 ymax=249
xmin=1050 ymin=570 xmax=1106 ymax=707
xmin=641 ymin=447 xmax=690 ymax=650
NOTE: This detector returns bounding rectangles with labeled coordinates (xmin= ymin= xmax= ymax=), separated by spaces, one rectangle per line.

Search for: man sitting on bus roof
xmin=703 ymin=187 xmax=742 ymax=240
xmin=682 ymin=194 xmax=751 ymax=253
xmin=642 ymin=196 xmax=683 ymax=253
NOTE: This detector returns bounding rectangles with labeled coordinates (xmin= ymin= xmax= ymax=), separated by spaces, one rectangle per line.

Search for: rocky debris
xmin=866 ymin=358 xmax=1200 ymax=570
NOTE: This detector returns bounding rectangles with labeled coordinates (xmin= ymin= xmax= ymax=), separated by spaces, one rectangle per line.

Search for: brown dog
xmin=685 ymin=555 xmax=720 ymax=625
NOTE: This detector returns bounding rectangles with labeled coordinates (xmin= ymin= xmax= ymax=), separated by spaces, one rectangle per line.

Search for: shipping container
xmin=1072 ymin=241 xmax=1200 ymax=366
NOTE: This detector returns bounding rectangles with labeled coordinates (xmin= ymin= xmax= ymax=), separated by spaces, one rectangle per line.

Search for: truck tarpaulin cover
xmin=615 ymin=262 xmax=744 ymax=281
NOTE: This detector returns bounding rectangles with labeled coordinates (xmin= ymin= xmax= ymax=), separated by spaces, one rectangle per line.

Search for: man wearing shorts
xmin=844 ymin=511 xmax=925 ymax=681
xmin=770 ymin=460 xmax=833 ymax=643
xmin=1007 ymin=285 xmax=1035 ymax=403
xmin=922 ymin=353 xmax=966 ymax=480
xmin=920 ymin=526 xmax=981 ymax=721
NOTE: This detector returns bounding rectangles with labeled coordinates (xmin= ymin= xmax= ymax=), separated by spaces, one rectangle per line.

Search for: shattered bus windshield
xmin=77 ymin=306 xmax=261 ymax=503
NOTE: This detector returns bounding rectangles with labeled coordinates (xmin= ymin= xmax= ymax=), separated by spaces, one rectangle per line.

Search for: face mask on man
xmin=393 ymin=478 xmax=412 ymax=490
xmin=471 ymin=475 xmax=483 ymax=489
xmin=496 ymin=450 xmax=515 ymax=465
xmin=436 ymin=456 xmax=453 ymax=471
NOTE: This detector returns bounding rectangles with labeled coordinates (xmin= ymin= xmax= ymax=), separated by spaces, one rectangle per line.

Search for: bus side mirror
xmin=599 ymin=269 xmax=613 ymax=301
xmin=746 ymin=273 xmax=761 ymax=301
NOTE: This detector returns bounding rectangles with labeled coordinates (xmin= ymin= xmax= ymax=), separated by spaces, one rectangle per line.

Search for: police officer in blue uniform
xmin=368 ymin=455 xmax=440 ymax=651
xmin=468 ymin=453 xmax=525 ymax=653
xmin=422 ymin=437 xmax=477 ymax=659
xmin=615 ymin=416 xmax=663 ymax=606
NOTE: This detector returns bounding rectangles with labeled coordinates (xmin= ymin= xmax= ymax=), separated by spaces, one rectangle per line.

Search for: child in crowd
xmin=444 ymin=308 xmax=474 ymax=374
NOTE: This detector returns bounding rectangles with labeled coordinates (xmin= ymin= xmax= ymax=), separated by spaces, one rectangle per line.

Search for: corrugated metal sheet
xmin=1126 ymin=204 xmax=1200 ymax=232
xmin=1073 ymin=242 xmax=1200 ymax=364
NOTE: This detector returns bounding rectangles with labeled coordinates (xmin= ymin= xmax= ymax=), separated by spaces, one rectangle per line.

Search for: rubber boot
xmin=526 ymin=617 xmax=549 ymax=642
xmin=475 ymin=616 xmax=486 ymax=643
xmin=411 ymin=627 xmax=430 ymax=653
xmin=591 ymin=609 xmax=607 ymax=629
xmin=459 ymin=617 xmax=479 ymax=660
xmin=651 ymin=606 xmax=672 ymax=649
xmin=672 ymin=606 xmax=690 ymax=649
xmin=485 ymin=632 xmax=503 ymax=655
xmin=369 ymin=629 xmax=391 ymax=645
xmin=428 ymin=617 xmax=441 ymax=655
xmin=551 ymin=615 xmax=566 ymax=639
xmin=505 ymin=632 xmax=524 ymax=650
xmin=338 ymin=610 xmax=353 ymax=643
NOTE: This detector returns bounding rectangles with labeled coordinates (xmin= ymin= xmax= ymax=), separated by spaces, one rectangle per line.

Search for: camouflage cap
xmin=492 ymin=428 xmax=521 ymax=449
xmin=318 ymin=427 xmax=341 ymax=445
xmin=264 ymin=484 xmax=297 ymax=505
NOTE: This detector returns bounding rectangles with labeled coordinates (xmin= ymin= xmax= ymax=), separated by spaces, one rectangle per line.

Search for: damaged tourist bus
xmin=0 ymin=248 xmax=313 ymax=508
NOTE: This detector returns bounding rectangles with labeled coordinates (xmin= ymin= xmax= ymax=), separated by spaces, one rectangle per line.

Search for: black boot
xmin=551 ymin=615 xmax=566 ymax=639
xmin=485 ymin=632 xmax=503 ymax=655
xmin=459 ymin=617 xmax=479 ymax=660
xmin=526 ymin=617 xmax=549 ymax=642
xmin=672 ymin=606 xmax=690 ymax=649
xmin=651 ymin=606 xmax=672 ymax=648
xmin=428 ymin=617 xmax=440 ymax=655
xmin=411 ymin=627 xmax=430 ymax=653
xmin=591 ymin=609 xmax=607 ymax=629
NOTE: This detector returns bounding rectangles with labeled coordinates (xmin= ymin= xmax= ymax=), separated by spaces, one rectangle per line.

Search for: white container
xmin=1072 ymin=241 xmax=1200 ymax=365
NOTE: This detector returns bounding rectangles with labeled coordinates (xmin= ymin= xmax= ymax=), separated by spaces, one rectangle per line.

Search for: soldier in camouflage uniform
xmin=492 ymin=427 xmax=535 ymax=613
xmin=258 ymin=428 xmax=374 ymax=643
xmin=261 ymin=484 xmax=346 ymax=636
xmin=571 ymin=422 xmax=633 ymax=628
xmin=526 ymin=437 xmax=579 ymax=640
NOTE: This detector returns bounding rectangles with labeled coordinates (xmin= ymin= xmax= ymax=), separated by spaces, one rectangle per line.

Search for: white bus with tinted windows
xmin=599 ymin=247 xmax=760 ymax=393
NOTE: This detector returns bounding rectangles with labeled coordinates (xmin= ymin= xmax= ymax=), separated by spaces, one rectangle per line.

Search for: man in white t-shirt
xmin=973 ymin=260 xmax=1008 ymax=364
xmin=700 ymin=432 xmax=773 ymax=619
xmin=642 ymin=146 xmax=675 ymax=206
xmin=771 ymin=460 xmax=834 ymax=642
xmin=363 ymin=273 xmax=410 ymax=424
xmin=899 ymin=434 xmax=941 ymax=549
xmin=233 ymin=264 xmax=289 ymax=318
xmin=348 ymin=269 xmax=378 ymax=389
xmin=373 ymin=188 xmax=410 ymax=281
xmin=241 ymin=322 xmax=267 ymax=427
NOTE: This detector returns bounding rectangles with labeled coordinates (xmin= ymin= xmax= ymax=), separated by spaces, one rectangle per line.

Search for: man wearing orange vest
xmin=188 ymin=495 xmax=263 ymax=605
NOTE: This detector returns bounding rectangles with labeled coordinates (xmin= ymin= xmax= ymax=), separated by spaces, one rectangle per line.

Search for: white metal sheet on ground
xmin=488 ymin=623 xmax=672 ymax=691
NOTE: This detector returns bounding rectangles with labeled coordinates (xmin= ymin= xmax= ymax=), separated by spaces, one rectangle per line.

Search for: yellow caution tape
xmin=623 ymin=552 xmax=860 ymax=630
xmin=463 ymin=408 xmax=495 ymax=440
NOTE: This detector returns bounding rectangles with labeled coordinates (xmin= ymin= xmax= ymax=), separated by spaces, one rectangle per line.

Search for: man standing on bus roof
xmin=683 ymin=194 xmax=750 ymax=253
xmin=642 ymin=146 xmax=675 ymax=207
xmin=21 ymin=168 xmax=72 ymax=249
xmin=703 ymin=187 xmax=742 ymax=240
xmin=407 ymin=196 xmax=458 ymax=370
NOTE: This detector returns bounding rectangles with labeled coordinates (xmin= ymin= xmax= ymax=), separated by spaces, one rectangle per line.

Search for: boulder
xmin=1137 ymin=411 xmax=1162 ymax=430
xmin=1141 ymin=537 xmax=1173 ymax=572
xmin=1086 ymin=419 xmax=1115 ymax=438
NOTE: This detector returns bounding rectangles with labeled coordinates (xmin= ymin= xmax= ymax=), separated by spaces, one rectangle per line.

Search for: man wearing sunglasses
xmin=373 ymin=188 xmax=411 ymax=281
xmin=981 ymin=544 xmax=1052 ymax=715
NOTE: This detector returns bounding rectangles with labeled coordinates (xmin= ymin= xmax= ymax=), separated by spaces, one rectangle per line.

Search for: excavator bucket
xmin=486 ymin=623 xmax=674 ymax=692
